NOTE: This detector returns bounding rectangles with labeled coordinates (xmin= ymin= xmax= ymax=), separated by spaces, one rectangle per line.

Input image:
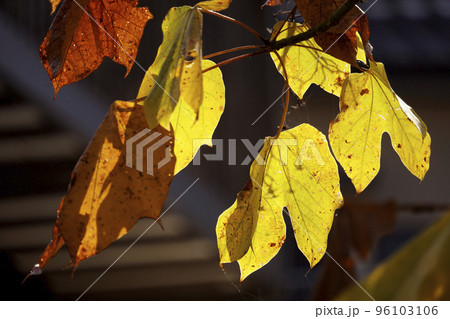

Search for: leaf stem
xmin=129 ymin=96 xmax=146 ymax=103
xmin=271 ymin=6 xmax=297 ymax=42
xmin=273 ymin=50 xmax=290 ymax=139
xmin=199 ymin=8 xmax=267 ymax=45
xmin=204 ymin=45 xmax=262 ymax=59
xmin=202 ymin=49 xmax=267 ymax=74
xmin=292 ymin=44 xmax=324 ymax=53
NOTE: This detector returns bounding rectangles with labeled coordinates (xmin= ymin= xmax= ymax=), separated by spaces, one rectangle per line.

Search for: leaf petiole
xmin=204 ymin=45 xmax=263 ymax=59
xmin=202 ymin=49 xmax=267 ymax=74
xmin=199 ymin=8 xmax=267 ymax=45
xmin=272 ymin=50 xmax=290 ymax=139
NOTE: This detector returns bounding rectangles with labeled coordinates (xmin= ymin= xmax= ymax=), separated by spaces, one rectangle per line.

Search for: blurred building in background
xmin=0 ymin=0 xmax=448 ymax=300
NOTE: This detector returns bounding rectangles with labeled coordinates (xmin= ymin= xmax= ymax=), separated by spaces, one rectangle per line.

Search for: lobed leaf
xmin=138 ymin=59 xmax=225 ymax=175
xmin=142 ymin=6 xmax=203 ymax=130
xmin=217 ymin=124 xmax=343 ymax=281
xmin=41 ymin=0 xmax=152 ymax=96
xmin=34 ymin=6 xmax=226 ymax=273
xmin=329 ymin=61 xmax=431 ymax=194
xmin=36 ymin=101 xmax=175 ymax=269
xmin=336 ymin=213 xmax=450 ymax=300
xmin=271 ymin=22 xmax=350 ymax=98
xmin=294 ymin=0 xmax=372 ymax=66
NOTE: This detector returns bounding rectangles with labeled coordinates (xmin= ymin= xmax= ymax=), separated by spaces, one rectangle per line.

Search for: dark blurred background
xmin=0 ymin=0 xmax=448 ymax=300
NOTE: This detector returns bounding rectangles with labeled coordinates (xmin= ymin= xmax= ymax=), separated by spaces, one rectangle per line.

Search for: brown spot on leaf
xmin=360 ymin=88 xmax=370 ymax=96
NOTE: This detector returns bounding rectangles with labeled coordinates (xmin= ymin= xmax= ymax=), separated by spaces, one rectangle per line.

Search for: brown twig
xmin=271 ymin=6 xmax=298 ymax=42
xmin=203 ymin=45 xmax=262 ymax=59
xmin=199 ymin=8 xmax=267 ymax=45
xmin=202 ymin=49 xmax=268 ymax=74
xmin=269 ymin=0 xmax=362 ymax=51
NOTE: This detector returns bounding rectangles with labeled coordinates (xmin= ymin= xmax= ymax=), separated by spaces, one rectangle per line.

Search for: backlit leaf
xmin=336 ymin=213 xmax=450 ymax=301
xmin=271 ymin=22 xmax=350 ymax=98
xmin=142 ymin=6 xmax=203 ymax=130
xmin=40 ymin=0 xmax=152 ymax=96
xmin=195 ymin=0 xmax=232 ymax=11
xmin=35 ymin=101 xmax=175 ymax=269
xmin=138 ymin=59 xmax=225 ymax=174
xmin=217 ymin=124 xmax=343 ymax=281
xmin=329 ymin=61 xmax=431 ymax=194
xmin=313 ymin=201 xmax=397 ymax=300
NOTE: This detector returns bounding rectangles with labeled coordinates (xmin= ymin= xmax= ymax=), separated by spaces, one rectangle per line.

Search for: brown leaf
xmin=40 ymin=0 xmax=152 ymax=96
xmin=294 ymin=0 xmax=372 ymax=66
xmin=36 ymin=101 xmax=175 ymax=269
xmin=313 ymin=201 xmax=397 ymax=300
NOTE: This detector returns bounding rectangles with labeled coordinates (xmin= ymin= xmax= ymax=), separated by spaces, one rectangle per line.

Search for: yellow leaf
xmin=336 ymin=213 xmax=450 ymax=301
xmin=329 ymin=61 xmax=430 ymax=194
xmin=356 ymin=32 xmax=366 ymax=63
xmin=35 ymin=55 xmax=225 ymax=269
xmin=217 ymin=141 xmax=279 ymax=266
xmin=217 ymin=124 xmax=343 ymax=281
xmin=270 ymin=22 xmax=350 ymax=98
xmin=141 ymin=6 xmax=203 ymax=130
xmin=195 ymin=0 xmax=232 ymax=11
xmin=138 ymin=59 xmax=224 ymax=175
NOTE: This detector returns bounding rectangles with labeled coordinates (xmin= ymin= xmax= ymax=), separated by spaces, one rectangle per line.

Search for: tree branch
xmin=269 ymin=0 xmax=362 ymax=51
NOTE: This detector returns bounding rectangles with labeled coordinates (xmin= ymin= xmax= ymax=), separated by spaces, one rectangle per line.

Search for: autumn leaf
xmin=329 ymin=61 xmax=431 ymax=194
xmin=40 ymin=0 xmax=152 ymax=96
xmin=313 ymin=201 xmax=397 ymax=300
xmin=142 ymin=6 xmax=203 ymax=130
xmin=294 ymin=0 xmax=371 ymax=66
xmin=217 ymin=124 xmax=343 ymax=281
xmin=195 ymin=0 xmax=232 ymax=11
xmin=138 ymin=59 xmax=225 ymax=174
xmin=271 ymin=22 xmax=350 ymax=98
xmin=36 ymin=100 xmax=175 ymax=269
xmin=336 ymin=213 xmax=450 ymax=301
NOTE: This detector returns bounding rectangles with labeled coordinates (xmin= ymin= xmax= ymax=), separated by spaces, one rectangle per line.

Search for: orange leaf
xmin=294 ymin=0 xmax=372 ymax=66
xmin=49 ymin=0 xmax=62 ymax=14
xmin=40 ymin=0 xmax=152 ymax=96
xmin=36 ymin=101 xmax=175 ymax=270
